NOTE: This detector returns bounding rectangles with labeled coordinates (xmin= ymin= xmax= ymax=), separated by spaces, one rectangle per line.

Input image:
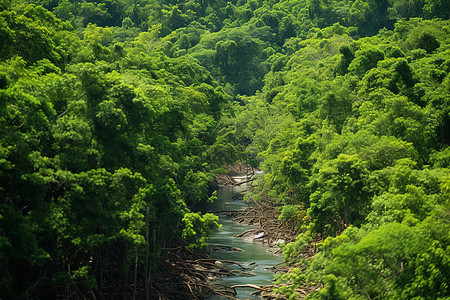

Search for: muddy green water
xmin=206 ymin=185 xmax=283 ymax=299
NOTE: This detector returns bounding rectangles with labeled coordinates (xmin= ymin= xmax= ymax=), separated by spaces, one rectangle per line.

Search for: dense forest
xmin=1 ymin=0 xmax=449 ymax=298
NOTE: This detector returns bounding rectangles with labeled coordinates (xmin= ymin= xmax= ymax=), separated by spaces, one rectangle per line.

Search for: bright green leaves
xmin=182 ymin=212 xmax=221 ymax=251
xmin=1 ymin=84 xmax=53 ymax=138
xmin=423 ymin=0 xmax=450 ymax=20
xmin=179 ymin=170 xmax=215 ymax=205
xmin=325 ymin=223 xmax=424 ymax=299
xmin=368 ymin=189 xmax=425 ymax=225
xmin=0 ymin=4 xmax=72 ymax=66
xmin=190 ymin=23 xmax=272 ymax=95
xmin=393 ymin=207 xmax=450 ymax=299
xmin=306 ymin=219 xmax=450 ymax=300
xmin=276 ymin=137 xmax=316 ymax=202
xmin=280 ymin=232 xmax=310 ymax=263
xmin=42 ymin=168 xmax=148 ymax=253
xmin=0 ymin=3 xmax=237 ymax=297
xmin=52 ymin=116 xmax=94 ymax=171
xmin=95 ymin=100 xmax=128 ymax=135
xmin=117 ymin=187 xmax=150 ymax=246
xmin=1 ymin=0 xmax=449 ymax=298
xmin=348 ymin=45 xmax=385 ymax=77
xmin=309 ymin=154 xmax=370 ymax=237
xmin=318 ymin=90 xmax=352 ymax=133
xmin=307 ymin=274 xmax=348 ymax=300
xmin=368 ymin=165 xmax=450 ymax=222
xmin=258 ymin=123 xmax=312 ymax=202
xmin=274 ymin=267 xmax=307 ymax=299
xmin=394 ymin=241 xmax=449 ymax=299
xmin=230 ymin=20 xmax=450 ymax=300
xmin=277 ymin=161 xmax=449 ymax=299
xmin=279 ymin=204 xmax=309 ymax=231
xmin=321 ymin=131 xmax=416 ymax=170
xmin=356 ymin=94 xmax=436 ymax=163
xmin=359 ymin=58 xmax=419 ymax=95
xmin=25 ymin=168 xmax=154 ymax=294
xmin=215 ymin=39 xmax=238 ymax=72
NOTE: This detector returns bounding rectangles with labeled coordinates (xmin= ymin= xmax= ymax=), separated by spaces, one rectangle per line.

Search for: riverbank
xmin=233 ymin=194 xmax=299 ymax=254
xmin=213 ymin=163 xmax=300 ymax=254
xmin=230 ymin=193 xmax=318 ymax=299
xmin=203 ymin=164 xmax=303 ymax=299
xmin=157 ymin=162 xmax=311 ymax=299
xmin=209 ymin=163 xmax=320 ymax=299
xmin=153 ymin=242 xmax=270 ymax=299
xmin=151 ymin=163 xmax=282 ymax=299
xmin=206 ymin=184 xmax=284 ymax=299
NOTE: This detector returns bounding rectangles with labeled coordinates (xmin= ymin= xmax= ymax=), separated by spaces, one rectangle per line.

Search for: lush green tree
xmin=1 ymin=0 xmax=450 ymax=298
xmin=348 ymin=45 xmax=385 ymax=76
xmin=308 ymin=154 xmax=370 ymax=236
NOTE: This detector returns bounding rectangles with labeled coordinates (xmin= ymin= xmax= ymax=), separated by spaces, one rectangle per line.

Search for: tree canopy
xmin=0 ymin=0 xmax=449 ymax=298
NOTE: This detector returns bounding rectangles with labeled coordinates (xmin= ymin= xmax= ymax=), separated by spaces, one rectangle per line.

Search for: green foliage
xmin=182 ymin=212 xmax=221 ymax=251
xmin=304 ymin=220 xmax=450 ymax=299
xmin=308 ymin=154 xmax=370 ymax=236
xmin=278 ymin=204 xmax=308 ymax=230
xmin=224 ymin=16 xmax=450 ymax=300
xmin=1 ymin=0 xmax=450 ymax=298
xmin=307 ymin=274 xmax=348 ymax=300
xmin=0 ymin=2 xmax=234 ymax=297
xmin=281 ymin=233 xmax=310 ymax=263
xmin=274 ymin=267 xmax=307 ymax=299
xmin=348 ymin=45 xmax=385 ymax=76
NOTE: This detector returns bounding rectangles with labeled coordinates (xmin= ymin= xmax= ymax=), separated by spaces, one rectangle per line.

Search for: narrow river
xmin=206 ymin=184 xmax=283 ymax=299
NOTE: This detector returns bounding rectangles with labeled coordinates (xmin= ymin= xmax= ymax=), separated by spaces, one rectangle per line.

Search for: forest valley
xmin=0 ymin=0 xmax=449 ymax=298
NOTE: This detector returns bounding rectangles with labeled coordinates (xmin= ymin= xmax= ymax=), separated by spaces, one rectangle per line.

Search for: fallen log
xmin=295 ymin=288 xmax=309 ymax=295
xmin=231 ymin=284 xmax=269 ymax=291
xmin=229 ymin=270 xmax=257 ymax=276
xmin=234 ymin=177 xmax=254 ymax=185
xmin=194 ymin=258 xmax=246 ymax=270
xmin=210 ymin=245 xmax=245 ymax=252
xmin=207 ymin=209 xmax=244 ymax=216
xmin=233 ymin=229 xmax=256 ymax=238
xmin=197 ymin=283 xmax=238 ymax=299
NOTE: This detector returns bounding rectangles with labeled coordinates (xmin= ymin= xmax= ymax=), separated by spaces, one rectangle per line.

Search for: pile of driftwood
xmin=223 ymin=161 xmax=255 ymax=176
xmin=208 ymin=163 xmax=317 ymax=299
xmin=149 ymin=245 xmax=257 ymax=299
xmin=233 ymin=195 xmax=299 ymax=252
xmin=215 ymin=174 xmax=240 ymax=186
xmin=215 ymin=162 xmax=257 ymax=186
xmin=231 ymin=193 xmax=321 ymax=299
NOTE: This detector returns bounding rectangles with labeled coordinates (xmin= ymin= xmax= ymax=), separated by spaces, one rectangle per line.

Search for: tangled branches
xmin=233 ymin=195 xmax=300 ymax=253
xmin=150 ymin=246 xmax=256 ymax=299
